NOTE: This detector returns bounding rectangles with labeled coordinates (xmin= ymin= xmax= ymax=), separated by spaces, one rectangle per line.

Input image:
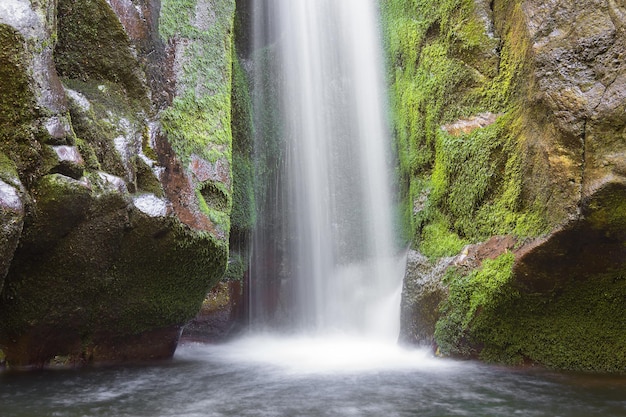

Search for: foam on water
xmin=178 ymin=335 xmax=448 ymax=375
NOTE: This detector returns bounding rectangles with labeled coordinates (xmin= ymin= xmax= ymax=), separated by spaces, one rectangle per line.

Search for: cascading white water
xmin=251 ymin=0 xmax=403 ymax=341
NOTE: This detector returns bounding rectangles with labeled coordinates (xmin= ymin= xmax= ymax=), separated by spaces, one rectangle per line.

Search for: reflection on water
xmin=1 ymin=336 xmax=625 ymax=417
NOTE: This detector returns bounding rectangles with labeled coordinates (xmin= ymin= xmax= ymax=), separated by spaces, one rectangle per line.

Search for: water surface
xmin=1 ymin=336 xmax=625 ymax=417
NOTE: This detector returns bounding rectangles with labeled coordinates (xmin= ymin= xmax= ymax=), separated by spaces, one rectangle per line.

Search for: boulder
xmin=399 ymin=250 xmax=451 ymax=347
xmin=0 ymin=0 xmax=234 ymax=369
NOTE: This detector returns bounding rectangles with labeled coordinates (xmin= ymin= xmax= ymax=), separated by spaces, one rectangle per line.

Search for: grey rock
xmin=0 ymin=178 xmax=24 ymax=292
xmin=399 ymin=250 xmax=452 ymax=346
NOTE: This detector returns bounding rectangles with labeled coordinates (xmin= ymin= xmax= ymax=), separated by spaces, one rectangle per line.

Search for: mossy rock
xmin=436 ymin=253 xmax=626 ymax=373
xmin=159 ymin=0 xmax=236 ymax=168
xmin=134 ymin=156 xmax=164 ymax=197
xmin=0 ymin=24 xmax=47 ymax=183
xmin=399 ymin=250 xmax=450 ymax=346
xmin=19 ymin=174 xmax=93 ymax=252
xmin=64 ymin=78 xmax=141 ymax=180
xmin=64 ymin=77 xmax=163 ymax=195
xmin=381 ymin=0 xmax=554 ymax=256
xmin=54 ymin=0 xmax=148 ymax=104
xmin=434 ymin=181 xmax=626 ymax=372
xmin=230 ymin=54 xmax=255 ymax=239
xmin=0 ymin=25 xmax=36 ymax=129
xmin=0 ymin=0 xmax=235 ymax=369
xmin=0 ymin=172 xmax=227 ymax=367
xmin=386 ymin=0 xmax=626 ymax=373
xmin=0 ymin=158 xmax=25 ymax=294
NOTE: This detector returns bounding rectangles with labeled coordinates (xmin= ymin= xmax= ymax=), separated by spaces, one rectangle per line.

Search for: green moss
xmin=435 ymin=251 xmax=626 ymax=372
xmin=134 ymin=156 xmax=164 ymax=197
xmin=159 ymin=1 xmax=235 ymax=238
xmin=195 ymin=187 xmax=231 ymax=237
xmin=430 ymin=114 xmax=549 ymax=242
xmin=0 ymin=24 xmax=45 ymax=184
xmin=141 ymin=125 xmax=159 ymax=161
xmin=74 ymin=137 xmax=100 ymax=171
xmin=230 ymin=54 xmax=255 ymax=237
xmin=0 ymin=25 xmax=36 ymax=129
xmin=434 ymin=252 xmax=517 ymax=358
xmin=54 ymin=0 xmax=147 ymax=103
xmin=20 ymin=174 xmax=93 ymax=251
xmin=64 ymin=78 xmax=142 ymax=178
xmin=161 ymin=92 xmax=232 ymax=166
xmin=382 ymin=0 xmax=548 ymax=257
xmin=198 ymin=181 xmax=230 ymax=212
xmin=223 ymin=252 xmax=245 ymax=282
xmin=103 ymin=215 xmax=228 ymax=335
xmin=230 ymin=153 xmax=255 ymax=233
xmin=420 ymin=216 xmax=468 ymax=259
xmin=231 ymin=54 xmax=253 ymax=155
xmin=0 ymin=176 xmax=228 ymax=344
xmin=159 ymin=0 xmax=235 ymax=165
xmin=431 ymin=122 xmax=504 ymax=234
xmin=0 ymin=153 xmax=19 ymax=184
xmin=161 ymin=0 xmax=234 ymax=77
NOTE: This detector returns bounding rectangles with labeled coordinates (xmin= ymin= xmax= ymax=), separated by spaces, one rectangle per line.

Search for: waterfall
xmin=250 ymin=0 xmax=403 ymax=341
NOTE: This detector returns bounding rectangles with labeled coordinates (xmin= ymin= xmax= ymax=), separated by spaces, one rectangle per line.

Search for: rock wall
xmin=0 ymin=0 xmax=235 ymax=369
xmin=384 ymin=0 xmax=626 ymax=372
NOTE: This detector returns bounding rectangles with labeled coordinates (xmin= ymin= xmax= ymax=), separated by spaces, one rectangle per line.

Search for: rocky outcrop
xmin=523 ymin=0 xmax=626 ymax=223
xmin=399 ymin=250 xmax=451 ymax=347
xmin=386 ymin=0 xmax=626 ymax=372
xmin=181 ymin=280 xmax=245 ymax=343
xmin=0 ymin=0 xmax=234 ymax=369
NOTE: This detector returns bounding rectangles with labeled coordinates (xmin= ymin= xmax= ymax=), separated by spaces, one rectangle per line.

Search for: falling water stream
xmin=244 ymin=0 xmax=409 ymax=374
xmin=250 ymin=0 xmax=403 ymax=340
xmin=1 ymin=1 xmax=625 ymax=415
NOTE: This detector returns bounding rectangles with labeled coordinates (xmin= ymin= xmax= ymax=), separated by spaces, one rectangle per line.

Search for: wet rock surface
xmin=399 ymin=251 xmax=451 ymax=347
xmin=514 ymin=178 xmax=626 ymax=293
xmin=181 ymin=281 xmax=245 ymax=343
xmin=0 ymin=178 xmax=24 ymax=294
xmin=0 ymin=0 xmax=234 ymax=368
xmin=395 ymin=0 xmax=626 ymax=371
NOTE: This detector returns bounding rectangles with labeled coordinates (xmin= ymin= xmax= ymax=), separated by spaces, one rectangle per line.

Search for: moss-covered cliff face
xmin=181 ymin=0 xmax=256 ymax=341
xmin=0 ymin=0 xmax=234 ymax=369
xmin=384 ymin=0 xmax=626 ymax=372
